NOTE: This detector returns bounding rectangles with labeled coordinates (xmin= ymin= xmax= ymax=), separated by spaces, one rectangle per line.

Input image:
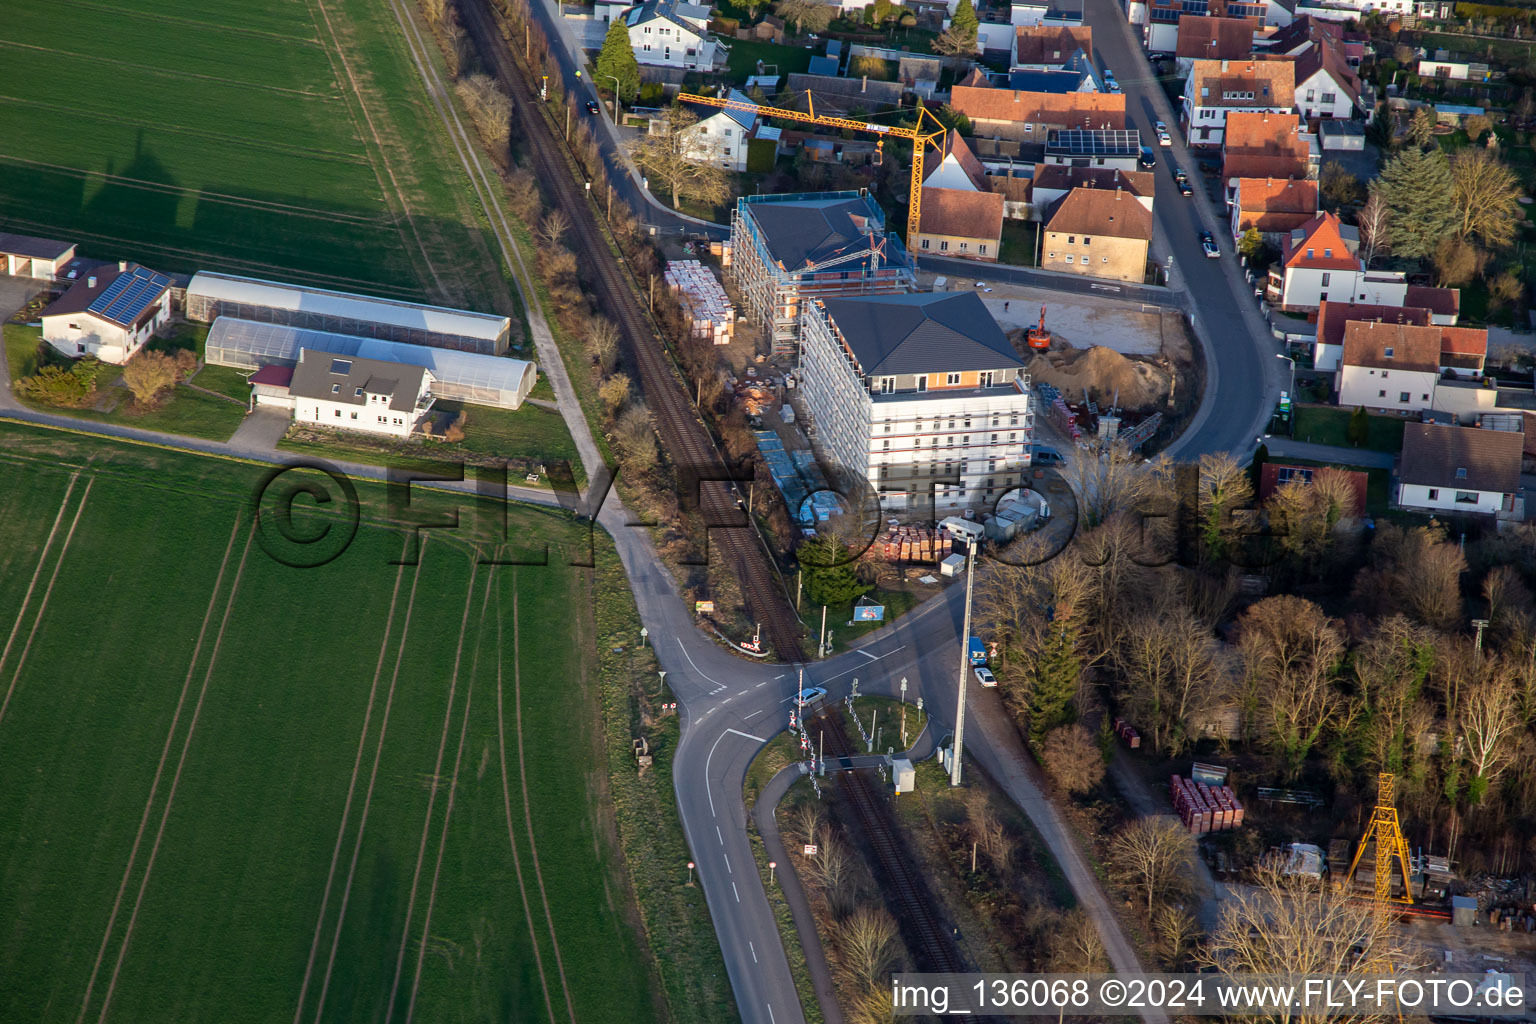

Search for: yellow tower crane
xmin=1344 ymin=772 xmax=1416 ymax=924
xmin=678 ymin=90 xmax=950 ymax=242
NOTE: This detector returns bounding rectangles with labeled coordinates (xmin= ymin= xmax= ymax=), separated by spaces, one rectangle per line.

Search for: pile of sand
xmin=1025 ymin=342 xmax=1170 ymax=411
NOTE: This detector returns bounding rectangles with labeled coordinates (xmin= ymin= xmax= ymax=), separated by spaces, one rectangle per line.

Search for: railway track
xmin=811 ymin=705 xmax=968 ymax=975
xmin=458 ymin=0 xmax=807 ymax=662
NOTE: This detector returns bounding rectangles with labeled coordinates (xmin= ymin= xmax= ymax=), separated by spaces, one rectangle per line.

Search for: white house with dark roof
xmin=611 ymin=0 xmax=716 ymax=69
xmin=1396 ymin=422 xmax=1523 ymax=520
xmin=0 ymin=232 xmax=76 ymax=281
xmin=289 ymin=348 xmax=436 ymax=438
xmin=679 ymin=90 xmax=758 ymax=171
xmin=798 ymin=291 xmax=1033 ymax=515
xmin=39 ymin=261 xmax=173 ymax=364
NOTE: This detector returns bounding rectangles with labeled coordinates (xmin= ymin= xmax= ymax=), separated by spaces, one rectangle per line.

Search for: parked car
xmin=585 ymin=100 xmax=601 ymax=115
xmin=1030 ymin=443 xmax=1064 ymax=465
xmin=974 ymin=666 xmax=997 ymax=688
xmin=1156 ymin=120 xmax=1171 ymax=146
xmin=1200 ymin=230 xmax=1221 ymax=259
xmin=1148 ymin=51 xmax=1174 ymax=62
xmin=1138 ymin=146 xmax=1156 ymax=169
xmin=796 ymin=686 xmax=827 ymax=704
xmin=1175 ymin=176 xmax=1193 ymax=197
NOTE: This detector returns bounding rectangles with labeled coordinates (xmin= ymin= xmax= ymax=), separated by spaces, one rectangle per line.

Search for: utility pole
xmin=819 ymin=605 xmax=828 ymax=658
xmin=1472 ymin=618 xmax=1490 ymax=659
xmin=950 ymin=540 xmax=976 ymax=787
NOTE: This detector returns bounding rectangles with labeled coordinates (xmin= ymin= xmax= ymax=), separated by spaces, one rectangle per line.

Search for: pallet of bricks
xmin=1111 ymin=715 xmax=1141 ymax=749
xmin=878 ymin=525 xmax=938 ymax=563
xmin=1169 ymin=775 xmax=1244 ymax=834
xmin=664 ymin=259 xmax=735 ymax=345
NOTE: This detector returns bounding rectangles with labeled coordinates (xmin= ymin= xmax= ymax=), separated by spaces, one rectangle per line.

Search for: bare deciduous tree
xmin=1152 ymin=904 xmax=1200 ymax=970
xmin=1114 ymin=603 xmax=1228 ymax=756
xmin=1357 ymin=191 xmax=1390 ymax=267
xmin=598 ymin=372 xmax=631 ymax=415
xmin=1450 ymin=147 xmax=1522 ymax=249
xmin=1350 ymin=615 xmax=1436 ymax=775
xmin=122 ymin=351 xmax=179 ymax=406
xmin=586 ymin=316 xmax=621 ymax=373
xmin=539 ymin=208 xmax=571 ymax=248
xmin=1352 ymin=524 xmax=1466 ymax=631
xmin=1047 ymin=908 xmax=1109 ymax=972
xmin=614 ymin=402 xmax=659 ymax=471
xmin=1236 ymin=595 xmax=1348 ymax=776
xmin=1109 ymin=817 xmax=1196 ymax=914
xmin=1461 ymin=665 xmax=1520 ymax=803
xmin=834 ymin=905 xmax=899 ymax=989
xmin=632 ymin=105 xmax=732 ymax=208
xmin=1198 ymin=452 xmax=1254 ymax=560
xmin=1040 ymin=723 xmax=1106 ymax=794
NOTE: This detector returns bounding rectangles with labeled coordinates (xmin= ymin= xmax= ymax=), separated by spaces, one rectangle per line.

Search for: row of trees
xmin=977 ymin=448 xmax=1536 ymax=866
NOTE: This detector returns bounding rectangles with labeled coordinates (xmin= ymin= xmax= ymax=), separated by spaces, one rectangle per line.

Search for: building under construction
xmin=727 ymin=190 xmax=914 ymax=355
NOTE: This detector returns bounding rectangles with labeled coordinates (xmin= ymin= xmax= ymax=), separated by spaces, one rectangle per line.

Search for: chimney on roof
xmin=118 ymin=260 xmax=127 ymax=272
xmin=87 ymin=275 xmax=96 ymax=289
xmin=1116 ymin=185 xmax=1123 ymax=199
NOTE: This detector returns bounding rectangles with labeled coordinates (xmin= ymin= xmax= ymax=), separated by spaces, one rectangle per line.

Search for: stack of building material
xmin=712 ymin=241 xmax=732 ymax=267
xmin=1170 ymin=774 xmax=1245 ymax=834
xmin=1111 ymin=716 xmax=1141 ymax=749
xmin=877 ymin=526 xmax=939 ymax=563
xmin=665 ymin=259 xmax=735 ymax=344
xmin=1047 ymin=394 xmax=1082 ymax=440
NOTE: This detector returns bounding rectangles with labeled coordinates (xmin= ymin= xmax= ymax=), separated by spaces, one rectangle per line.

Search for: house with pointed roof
xmin=1290 ymin=38 xmax=1363 ymax=119
xmin=1268 ymin=212 xmax=1409 ymax=311
xmin=949 ymin=86 xmax=1126 ymax=142
xmin=1397 ymin=422 xmax=1523 ymax=520
xmin=1175 ymin=15 xmax=1260 ymax=75
xmin=1027 ymin=164 xmax=1155 ymax=219
xmin=613 ymin=0 xmax=716 ymax=69
xmin=1335 ymin=319 xmax=1442 ymax=413
xmin=910 ymin=134 xmax=1005 ymax=260
xmin=1182 ymin=59 xmax=1296 ymax=146
xmin=1006 ymin=51 xmax=1103 ymax=94
xmin=1221 ymin=111 xmax=1313 ymax=197
xmin=1041 ymin=186 xmax=1153 ymax=282
xmin=289 ymin=348 xmax=436 ymax=438
xmin=1311 ymin=299 xmax=1430 ymax=371
xmin=679 ymin=89 xmax=759 ymax=171
xmin=1229 ymin=176 xmax=1318 ymax=241
xmin=797 ymin=291 xmax=1033 ymax=515
xmin=40 ymin=260 xmax=173 ymax=364
xmin=1013 ymin=24 xmax=1094 ymax=69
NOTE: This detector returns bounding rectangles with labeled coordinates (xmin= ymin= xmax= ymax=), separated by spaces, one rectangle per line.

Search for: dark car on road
xmin=1172 ymin=166 xmax=1193 ymax=196
xmin=1137 ymin=146 xmax=1156 ymax=169
xmin=585 ymin=99 xmax=601 ymax=115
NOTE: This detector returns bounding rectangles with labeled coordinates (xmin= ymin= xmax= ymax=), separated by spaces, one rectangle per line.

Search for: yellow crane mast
xmin=1344 ymin=772 xmax=1416 ymax=925
xmin=678 ymin=90 xmax=950 ymax=241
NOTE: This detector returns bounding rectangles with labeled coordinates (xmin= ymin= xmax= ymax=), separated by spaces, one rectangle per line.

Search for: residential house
xmin=1026 ymin=164 xmax=1154 ymax=220
xmin=1013 ymin=24 xmax=1093 ymax=68
xmin=1141 ymin=0 xmax=1289 ymax=54
xmin=1182 ymin=59 xmax=1296 ymax=146
xmin=1335 ymin=319 xmax=1442 ymax=413
xmin=1229 ymin=176 xmax=1318 ymax=242
xmin=617 ymin=0 xmax=716 ymax=70
xmin=39 ymin=261 xmax=173 ymax=364
xmin=1259 ymin=462 xmax=1368 ymax=514
xmin=1041 ymin=186 xmax=1153 ymax=282
xmin=1310 ymin=299 xmax=1430 ymax=371
xmin=1043 ymin=128 xmax=1144 ymax=170
xmin=1221 ymin=110 xmax=1313 ymax=200
xmin=1406 ymin=285 xmax=1460 ymax=325
xmin=679 ymin=89 xmax=758 ymax=171
xmin=1290 ymin=40 xmax=1363 ymax=119
xmin=1006 ymin=51 xmax=1103 ymax=93
xmin=1439 ymin=326 xmax=1488 ymax=379
xmin=1258 ymin=15 xmax=1362 ymax=66
xmin=289 ymin=349 xmax=436 ymax=438
xmin=1396 ymin=422 xmax=1523 ymax=519
xmin=726 ymin=190 xmax=914 ymax=354
xmin=797 ymin=291 xmax=1033 ymax=515
xmin=784 ymin=72 xmax=904 ymax=112
xmin=986 ymin=168 xmax=1035 ymax=219
xmin=1175 ymin=16 xmax=1260 ymax=76
xmin=911 ymin=133 xmax=1004 ymax=260
xmin=0 ymin=232 xmax=76 ymax=281
xmin=950 ymin=85 xmax=1125 ymax=142
xmin=1417 ymin=58 xmax=1490 ymax=81
xmin=1269 ymin=212 xmax=1408 ymax=312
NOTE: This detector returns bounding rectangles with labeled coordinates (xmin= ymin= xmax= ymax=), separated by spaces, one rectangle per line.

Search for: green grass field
xmin=0 ymin=0 xmax=514 ymax=312
xmin=0 ymin=421 xmax=660 ymax=1023
xmin=1293 ymin=405 xmax=1408 ymax=452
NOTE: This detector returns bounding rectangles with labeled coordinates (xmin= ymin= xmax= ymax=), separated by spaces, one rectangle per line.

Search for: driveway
xmin=228 ymin=407 xmax=291 ymax=451
xmin=0 ymin=275 xmax=45 ymax=323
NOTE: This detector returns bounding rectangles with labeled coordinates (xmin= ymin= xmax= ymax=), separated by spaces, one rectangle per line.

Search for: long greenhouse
xmin=206 ymin=317 xmax=536 ymax=410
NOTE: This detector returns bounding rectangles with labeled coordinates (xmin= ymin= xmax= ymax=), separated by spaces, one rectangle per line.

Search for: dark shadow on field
xmin=322 ymin=845 xmax=401 ymax=1022
xmin=82 ymin=132 xmax=181 ymax=240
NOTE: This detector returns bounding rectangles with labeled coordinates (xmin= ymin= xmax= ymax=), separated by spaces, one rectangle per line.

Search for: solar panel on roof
xmin=87 ymin=266 xmax=172 ymax=327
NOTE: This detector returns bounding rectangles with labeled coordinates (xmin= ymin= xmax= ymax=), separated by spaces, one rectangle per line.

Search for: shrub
xmin=16 ymin=359 xmax=98 ymax=407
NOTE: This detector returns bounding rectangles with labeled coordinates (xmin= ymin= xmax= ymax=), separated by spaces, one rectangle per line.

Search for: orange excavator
xmin=1026 ymin=305 xmax=1052 ymax=351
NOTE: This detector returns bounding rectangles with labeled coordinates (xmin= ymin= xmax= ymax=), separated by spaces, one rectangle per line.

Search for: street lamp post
xmin=602 ymin=74 xmax=622 ymax=120
xmin=950 ymin=541 xmax=977 ymax=787
xmin=1276 ymin=352 xmax=1296 ymax=437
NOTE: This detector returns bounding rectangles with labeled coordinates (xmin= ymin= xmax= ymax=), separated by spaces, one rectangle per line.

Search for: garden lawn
xmin=0 ymin=420 xmax=661 ymax=1024
xmin=1293 ymin=405 xmax=1407 ymax=453
xmin=726 ymin=38 xmax=815 ymax=82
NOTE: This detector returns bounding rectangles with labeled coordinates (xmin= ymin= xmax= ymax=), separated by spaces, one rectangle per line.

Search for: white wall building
xmin=1396 ymin=422 xmax=1523 ymax=519
xmin=1335 ymin=320 xmax=1442 ymax=413
xmin=680 ymin=90 xmax=758 ymax=171
xmin=289 ymin=349 xmax=435 ymax=438
xmin=0 ymin=232 xmax=76 ymax=281
xmin=798 ymin=291 xmax=1033 ymax=517
xmin=39 ymin=262 xmax=173 ymax=365
xmin=619 ymin=0 xmax=717 ymax=69
xmin=1182 ymin=59 xmax=1296 ymax=146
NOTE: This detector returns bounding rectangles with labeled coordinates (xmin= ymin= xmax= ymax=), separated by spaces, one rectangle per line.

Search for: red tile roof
xmin=1028 ymin=163 xmax=1154 ymax=199
xmin=1045 ymin=186 xmax=1154 ymax=240
xmin=1188 ymin=59 xmax=1296 ymax=110
xmin=918 ymin=187 xmax=1005 ymax=242
xmin=950 ymin=86 xmax=1127 ymax=129
xmin=1341 ymin=320 xmax=1442 ymax=374
xmin=1440 ymin=326 xmax=1488 ymax=358
xmin=1234 ymin=177 xmax=1318 ymax=233
xmin=1015 ymin=25 xmax=1093 ymax=65
xmin=1259 ymin=462 xmax=1368 ymax=515
xmin=1281 ymin=212 xmax=1359 ymax=270
xmin=1291 ymin=39 xmax=1361 ymax=109
xmin=1176 ymin=15 xmax=1259 ymax=61
xmin=1405 ymin=285 xmax=1460 ymax=319
xmin=1222 ymin=111 xmax=1309 ymax=182
xmin=1315 ymin=300 xmax=1431 ymax=348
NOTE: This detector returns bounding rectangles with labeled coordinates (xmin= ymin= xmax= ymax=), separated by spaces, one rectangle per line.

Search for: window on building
xmin=1455 ymin=467 xmax=1467 ymax=479
xmin=946 ymin=374 xmax=960 ymax=386
xmin=1307 ymin=248 xmax=1314 ymax=259
xmin=1065 ymin=254 xmax=1075 ymax=263
xmin=1421 ymin=394 xmax=1429 ymax=401
xmin=724 ymin=128 xmax=732 ymax=137
xmin=331 ymin=383 xmax=341 ymax=393
xmin=1428 ymin=488 xmax=1439 ymax=500
xmin=1321 ymin=273 xmax=1330 ymax=286
xmin=883 ymin=439 xmax=890 ymax=450
xmin=1399 ymin=392 xmax=1410 ymax=403
xmin=959 ymin=242 xmax=969 ymax=251
xmin=1384 ymin=346 xmax=1394 ymax=358
xmin=978 ymin=244 xmax=987 ymax=255
xmin=1048 ymin=252 xmax=1056 ymax=258
xmin=1067 ymin=236 xmax=1075 ymax=244
xmin=939 ymin=240 xmax=949 ymax=252
xmin=1378 ymin=390 xmax=1386 ymax=398
xmin=879 ymin=376 xmax=894 ymax=394
xmin=1455 ymin=491 xmax=1477 ymax=503
xmin=921 ymin=238 xmax=930 ymax=249
xmin=355 ymin=387 xmax=365 ymax=397
xmin=1082 ymin=237 xmax=1091 ymax=246
xmin=1322 ymin=92 xmax=1336 ymax=104
xmin=334 ymin=409 xmax=341 ymax=417
xmin=1102 ymin=257 xmax=1109 ymax=263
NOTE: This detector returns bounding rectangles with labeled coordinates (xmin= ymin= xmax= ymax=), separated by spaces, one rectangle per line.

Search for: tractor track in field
xmin=292 ymin=541 xmax=415 ymax=1024
xmin=0 ymin=475 xmax=93 ymax=731
xmin=494 ymin=579 xmax=562 ymax=1024
xmin=383 ymin=557 xmax=483 ymax=1023
xmin=508 ymin=582 xmax=579 ymax=1024
xmin=458 ymin=0 xmax=807 ymax=661
xmin=0 ymin=472 xmax=83 ymax=723
xmin=402 ymin=563 xmax=498 ymax=1024
xmin=91 ymin=521 xmax=258 ymax=1024
xmin=310 ymin=539 xmax=431 ymax=1024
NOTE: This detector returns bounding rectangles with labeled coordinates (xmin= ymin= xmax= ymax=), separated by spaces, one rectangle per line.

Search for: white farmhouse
xmin=1396 ymin=422 xmax=1523 ymax=520
xmin=289 ymin=349 xmax=436 ymax=438
xmin=616 ymin=0 xmax=716 ymax=70
xmin=40 ymin=262 xmax=173 ymax=365
xmin=1291 ymin=42 xmax=1362 ymax=120
xmin=680 ymin=90 xmax=759 ymax=171
xmin=1335 ymin=320 xmax=1441 ymax=414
